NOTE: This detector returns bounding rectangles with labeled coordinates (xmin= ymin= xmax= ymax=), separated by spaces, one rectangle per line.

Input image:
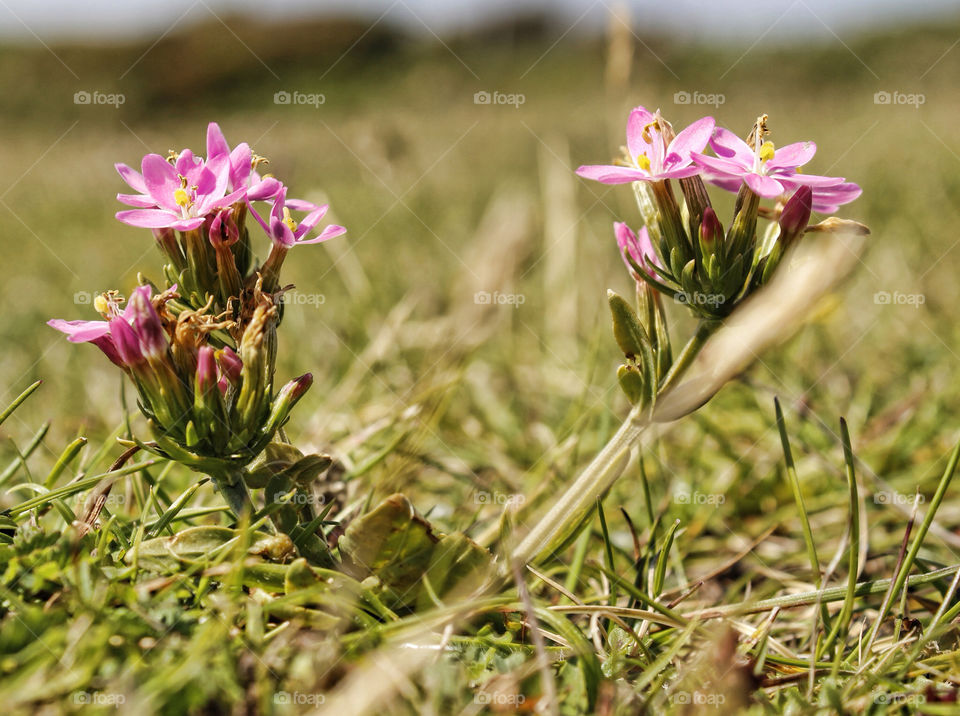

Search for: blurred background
xmin=1 ymin=0 xmax=959 ymax=524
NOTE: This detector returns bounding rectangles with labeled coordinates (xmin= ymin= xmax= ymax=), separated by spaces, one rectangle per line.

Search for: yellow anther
xmin=174 ymin=187 xmax=192 ymax=207
xmin=282 ymin=206 xmax=297 ymax=232
xmin=635 ymin=154 xmax=651 ymax=172
xmin=759 ymin=141 xmax=775 ymax=163
xmin=93 ymin=295 xmax=110 ymax=315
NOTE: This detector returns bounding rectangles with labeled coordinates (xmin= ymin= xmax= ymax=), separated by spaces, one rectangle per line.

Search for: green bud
xmin=617 ymin=364 xmax=646 ymax=405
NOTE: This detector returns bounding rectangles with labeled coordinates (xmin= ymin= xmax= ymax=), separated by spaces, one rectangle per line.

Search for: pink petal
xmin=284 ymin=198 xmax=322 ymax=213
xmin=625 ymin=106 xmax=656 ymax=161
xmin=667 ymin=116 xmax=715 ymax=163
xmin=117 ymin=193 xmax=158 ymax=208
xmin=206 ymin=122 xmax=230 ymax=160
xmin=656 ymin=166 xmax=704 ymax=180
xmin=690 ymin=152 xmax=747 ymax=177
xmin=228 ymin=143 xmax=252 ymax=189
xmin=744 ymin=173 xmax=785 ymax=198
xmin=247 ymin=177 xmax=282 ymax=201
xmin=294 ymin=205 xmax=330 ymax=239
xmin=116 ymin=208 xmax=180 ymax=229
xmin=141 ymin=154 xmax=181 ymax=212
xmin=576 ymin=164 xmax=648 ymax=184
xmin=295 ymin=224 xmax=346 ymax=245
xmin=115 ymin=163 xmax=147 ymax=194
xmin=47 ymin=318 xmax=110 ymax=342
xmin=766 ymin=141 xmax=816 ymax=170
xmin=709 ymin=127 xmax=754 ymax=166
xmin=777 ymin=172 xmax=846 ymax=188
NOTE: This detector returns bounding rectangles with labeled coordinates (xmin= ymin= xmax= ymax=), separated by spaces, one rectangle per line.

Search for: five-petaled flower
xmin=577 ymin=106 xmax=715 ymax=184
xmin=249 ymin=187 xmax=346 ymax=248
xmin=47 ymin=286 xmax=161 ymax=368
xmin=115 ymin=151 xmax=245 ymax=231
xmin=690 ymin=126 xmax=855 ymax=202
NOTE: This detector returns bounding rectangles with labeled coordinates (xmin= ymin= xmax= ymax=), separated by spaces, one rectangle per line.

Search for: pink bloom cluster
xmin=115 ymin=123 xmax=345 ymax=247
xmin=577 ymin=106 xmax=861 ymax=213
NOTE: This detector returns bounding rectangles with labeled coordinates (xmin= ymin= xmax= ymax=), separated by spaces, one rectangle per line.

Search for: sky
xmin=0 ymin=0 xmax=957 ymax=43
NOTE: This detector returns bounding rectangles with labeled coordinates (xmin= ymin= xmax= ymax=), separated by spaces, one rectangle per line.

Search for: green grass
xmin=2 ymin=14 xmax=960 ymax=714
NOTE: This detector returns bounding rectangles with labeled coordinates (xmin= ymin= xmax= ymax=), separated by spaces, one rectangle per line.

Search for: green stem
xmin=511 ymin=321 xmax=717 ymax=568
xmin=510 ymin=405 xmax=649 ymax=566
xmin=212 ymin=469 xmax=255 ymax=520
xmin=658 ymin=321 xmax=718 ymax=397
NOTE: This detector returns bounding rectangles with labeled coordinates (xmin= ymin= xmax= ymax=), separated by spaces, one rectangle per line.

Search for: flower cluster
xmin=50 ymin=123 xmax=343 ymax=485
xmin=578 ymin=106 xmax=864 ymax=408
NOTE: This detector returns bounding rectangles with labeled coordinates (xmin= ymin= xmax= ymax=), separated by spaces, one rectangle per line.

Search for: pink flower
xmin=691 ymin=127 xmax=846 ymax=199
xmin=614 ymin=222 xmax=658 ymax=278
xmin=249 ymin=188 xmax=345 ymax=248
xmin=48 ymin=286 xmax=162 ymax=368
xmin=115 ymin=124 xmax=247 ymax=231
xmin=577 ymin=106 xmax=715 ymax=184
xmin=205 ymin=122 xmax=282 ymax=201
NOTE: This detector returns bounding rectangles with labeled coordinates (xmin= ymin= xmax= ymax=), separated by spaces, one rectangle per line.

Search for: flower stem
xmin=510 ymin=319 xmax=718 ymax=568
xmin=212 ymin=470 xmax=254 ymax=519
xmin=510 ymin=405 xmax=650 ymax=566
xmin=657 ymin=320 xmax=718 ymax=397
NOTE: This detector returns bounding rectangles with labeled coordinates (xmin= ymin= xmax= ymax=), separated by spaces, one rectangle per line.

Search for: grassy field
xmin=2 ymin=10 xmax=960 ymax=713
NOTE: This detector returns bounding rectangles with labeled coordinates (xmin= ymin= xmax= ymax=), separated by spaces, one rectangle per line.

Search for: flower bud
xmin=195 ymin=345 xmax=218 ymax=394
xmin=698 ymin=208 xmax=723 ymax=250
xmin=262 ymin=373 xmax=313 ymax=437
xmin=778 ymin=186 xmax=812 ymax=249
xmin=216 ymin=346 xmax=243 ymax=388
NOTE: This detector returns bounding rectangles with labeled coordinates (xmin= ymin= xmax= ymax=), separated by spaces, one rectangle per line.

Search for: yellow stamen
xmin=635 ymin=154 xmax=651 ymax=172
xmin=282 ymin=206 xmax=297 ymax=232
xmin=759 ymin=141 xmax=775 ymax=163
xmin=174 ymin=188 xmax=192 ymax=207
xmin=93 ymin=295 xmax=110 ymax=315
